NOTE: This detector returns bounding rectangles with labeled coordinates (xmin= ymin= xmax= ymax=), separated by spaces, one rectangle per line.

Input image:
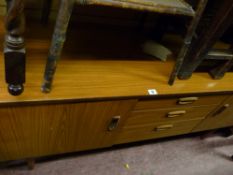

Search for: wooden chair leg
xmin=27 ymin=158 xmax=35 ymax=170
xmin=41 ymin=0 xmax=75 ymax=93
xmin=177 ymin=2 xmax=233 ymax=80
xmin=168 ymin=0 xmax=208 ymax=85
xmin=209 ymin=57 xmax=233 ymax=79
xmin=41 ymin=0 xmax=52 ymax=24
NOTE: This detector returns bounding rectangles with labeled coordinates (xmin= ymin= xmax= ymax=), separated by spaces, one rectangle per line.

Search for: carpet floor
xmin=1 ymin=133 xmax=233 ymax=175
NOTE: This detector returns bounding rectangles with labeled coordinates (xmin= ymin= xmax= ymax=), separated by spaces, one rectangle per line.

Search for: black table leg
xmin=4 ymin=0 xmax=25 ymax=96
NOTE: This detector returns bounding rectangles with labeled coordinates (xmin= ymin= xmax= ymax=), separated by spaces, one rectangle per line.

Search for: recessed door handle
xmin=212 ymin=104 xmax=230 ymax=117
xmin=108 ymin=116 xmax=121 ymax=131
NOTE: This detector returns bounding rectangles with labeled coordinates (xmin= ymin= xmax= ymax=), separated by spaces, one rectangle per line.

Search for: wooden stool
xmin=41 ymin=0 xmax=208 ymax=92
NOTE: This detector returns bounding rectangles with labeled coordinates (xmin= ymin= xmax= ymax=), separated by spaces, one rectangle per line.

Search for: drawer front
xmin=135 ymin=95 xmax=227 ymax=110
xmin=116 ymin=119 xmax=202 ymax=144
xmin=125 ymin=106 xmax=216 ymax=126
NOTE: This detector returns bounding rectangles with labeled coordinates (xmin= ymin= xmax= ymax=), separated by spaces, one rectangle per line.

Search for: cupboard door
xmin=71 ymin=100 xmax=136 ymax=151
xmin=193 ymin=96 xmax=233 ymax=132
xmin=0 ymin=100 xmax=136 ymax=161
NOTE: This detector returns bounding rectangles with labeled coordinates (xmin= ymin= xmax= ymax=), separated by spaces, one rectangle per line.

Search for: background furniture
xmin=178 ymin=0 xmax=233 ymax=80
xmin=41 ymin=0 xmax=208 ymax=93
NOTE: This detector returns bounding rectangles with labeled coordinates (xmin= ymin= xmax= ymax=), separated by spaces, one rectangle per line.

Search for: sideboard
xmin=0 ymin=8 xmax=233 ymax=169
xmin=1 ymin=93 xmax=233 ymax=163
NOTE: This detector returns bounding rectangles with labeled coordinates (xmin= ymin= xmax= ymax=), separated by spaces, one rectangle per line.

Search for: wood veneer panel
xmin=193 ymin=95 xmax=233 ymax=132
xmin=134 ymin=95 xmax=228 ymax=110
xmin=116 ymin=118 xmax=203 ymax=144
xmin=0 ymin=99 xmax=136 ymax=161
xmin=126 ymin=105 xmax=216 ymax=126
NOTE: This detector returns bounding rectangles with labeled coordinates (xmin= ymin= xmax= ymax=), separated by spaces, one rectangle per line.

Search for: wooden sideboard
xmin=0 ymin=94 xmax=233 ymax=162
xmin=0 ymin=17 xmax=233 ymax=166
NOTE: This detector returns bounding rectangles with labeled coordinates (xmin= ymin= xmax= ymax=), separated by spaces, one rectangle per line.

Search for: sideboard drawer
xmin=116 ymin=119 xmax=202 ymax=144
xmin=125 ymin=105 xmax=215 ymax=126
xmin=135 ymin=95 xmax=227 ymax=110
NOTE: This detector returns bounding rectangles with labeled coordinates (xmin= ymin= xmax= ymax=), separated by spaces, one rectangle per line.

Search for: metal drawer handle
xmin=108 ymin=116 xmax=121 ymax=131
xmin=167 ymin=110 xmax=186 ymax=118
xmin=178 ymin=97 xmax=199 ymax=105
xmin=212 ymin=104 xmax=230 ymax=117
xmin=155 ymin=124 xmax=173 ymax=131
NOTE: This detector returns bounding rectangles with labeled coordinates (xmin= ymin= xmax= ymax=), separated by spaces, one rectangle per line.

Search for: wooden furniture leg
xmin=4 ymin=0 xmax=25 ymax=96
xmin=209 ymin=59 xmax=233 ymax=79
xmin=41 ymin=0 xmax=52 ymax=24
xmin=178 ymin=1 xmax=233 ymax=80
xmin=168 ymin=0 xmax=208 ymax=85
xmin=41 ymin=0 xmax=75 ymax=93
xmin=26 ymin=158 xmax=35 ymax=170
xmin=209 ymin=47 xmax=233 ymax=79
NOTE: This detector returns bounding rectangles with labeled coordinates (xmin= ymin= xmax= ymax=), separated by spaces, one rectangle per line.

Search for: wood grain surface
xmin=126 ymin=105 xmax=218 ymax=126
xmin=0 ymin=18 xmax=232 ymax=104
xmin=193 ymin=95 xmax=233 ymax=132
xmin=116 ymin=118 xmax=203 ymax=144
xmin=0 ymin=99 xmax=136 ymax=161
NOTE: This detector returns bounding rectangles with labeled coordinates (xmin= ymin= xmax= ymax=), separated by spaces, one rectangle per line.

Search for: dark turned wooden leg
xmin=168 ymin=0 xmax=208 ymax=85
xmin=178 ymin=1 xmax=233 ymax=80
xmin=209 ymin=59 xmax=233 ymax=79
xmin=26 ymin=158 xmax=35 ymax=170
xmin=41 ymin=0 xmax=75 ymax=93
xmin=4 ymin=0 xmax=25 ymax=96
xmin=41 ymin=0 xmax=52 ymax=24
xmin=209 ymin=47 xmax=233 ymax=79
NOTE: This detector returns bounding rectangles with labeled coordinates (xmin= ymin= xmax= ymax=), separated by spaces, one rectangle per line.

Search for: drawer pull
xmin=212 ymin=104 xmax=230 ymax=117
xmin=155 ymin=124 xmax=173 ymax=131
xmin=167 ymin=110 xmax=186 ymax=118
xmin=178 ymin=97 xmax=199 ymax=105
xmin=108 ymin=116 xmax=121 ymax=131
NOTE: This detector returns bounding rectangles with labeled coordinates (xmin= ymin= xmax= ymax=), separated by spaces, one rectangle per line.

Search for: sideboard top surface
xmin=0 ymin=18 xmax=232 ymax=104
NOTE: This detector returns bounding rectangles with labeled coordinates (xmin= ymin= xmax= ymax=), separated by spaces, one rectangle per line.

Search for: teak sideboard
xmin=0 ymin=28 xmax=233 ymax=164
xmin=0 ymin=5 xmax=233 ymax=167
xmin=1 ymin=92 xmax=233 ymax=162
